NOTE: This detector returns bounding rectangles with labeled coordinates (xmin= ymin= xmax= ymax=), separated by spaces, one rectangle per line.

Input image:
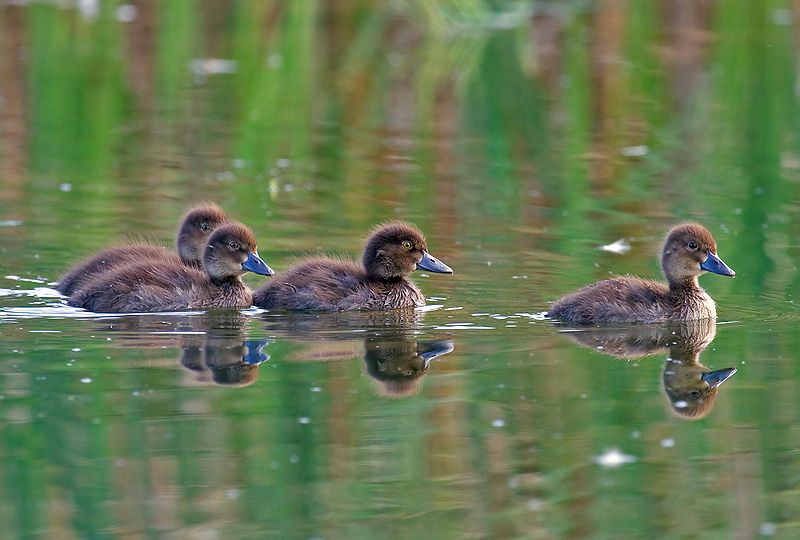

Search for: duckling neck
xmin=667 ymin=276 xmax=716 ymax=319
xmin=667 ymin=276 xmax=704 ymax=297
xmin=210 ymin=275 xmax=242 ymax=287
xmin=364 ymin=267 xmax=404 ymax=283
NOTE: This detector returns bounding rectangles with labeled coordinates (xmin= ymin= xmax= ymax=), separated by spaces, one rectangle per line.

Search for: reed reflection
xmin=88 ymin=311 xmax=270 ymax=387
xmin=557 ymin=318 xmax=736 ymax=419
xmin=260 ymin=309 xmax=454 ymax=396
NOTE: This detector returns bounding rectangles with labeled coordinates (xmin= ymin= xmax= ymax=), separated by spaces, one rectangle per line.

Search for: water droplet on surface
xmin=115 ymin=4 xmax=138 ymax=22
xmin=620 ymin=145 xmax=648 ymax=157
xmin=593 ymin=448 xmax=637 ymax=468
xmin=600 ymin=238 xmax=631 ymax=255
xmin=759 ymin=522 xmax=777 ymax=536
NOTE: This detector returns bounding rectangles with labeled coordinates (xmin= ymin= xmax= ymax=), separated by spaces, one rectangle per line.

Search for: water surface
xmin=1 ymin=1 xmax=799 ymax=538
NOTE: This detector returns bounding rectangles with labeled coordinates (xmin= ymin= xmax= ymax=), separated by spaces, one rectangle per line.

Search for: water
xmin=2 ymin=1 xmax=799 ymax=538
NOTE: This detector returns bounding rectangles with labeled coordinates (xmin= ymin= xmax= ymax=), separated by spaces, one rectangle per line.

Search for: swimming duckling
xmin=548 ymin=223 xmax=735 ymax=323
xmin=56 ymin=203 xmax=228 ymax=295
xmin=68 ymin=222 xmax=274 ymax=312
xmin=252 ymin=222 xmax=452 ymax=311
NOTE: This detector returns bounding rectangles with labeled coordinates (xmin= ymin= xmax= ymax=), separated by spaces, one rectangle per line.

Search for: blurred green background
xmin=1 ymin=0 xmax=800 ymax=538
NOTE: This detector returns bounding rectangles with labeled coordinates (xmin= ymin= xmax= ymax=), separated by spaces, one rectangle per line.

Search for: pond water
xmin=2 ymin=1 xmax=800 ymax=538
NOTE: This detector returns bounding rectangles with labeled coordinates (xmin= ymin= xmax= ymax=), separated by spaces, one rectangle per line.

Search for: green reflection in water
xmin=2 ymin=0 xmax=800 ymax=538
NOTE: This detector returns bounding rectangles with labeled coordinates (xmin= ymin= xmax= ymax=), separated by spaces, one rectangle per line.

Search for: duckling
xmin=252 ymin=222 xmax=452 ymax=311
xmin=548 ymin=223 xmax=735 ymax=323
xmin=56 ymin=203 xmax=228 ymax=295
xmin=67 ymin=222 xmax=274 ymax=313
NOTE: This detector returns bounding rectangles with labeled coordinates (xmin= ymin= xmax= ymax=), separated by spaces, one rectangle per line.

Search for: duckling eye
xmin=228 ymin=241 xmax=240 ymax=250
xmin=401 ymin=240 xmax=413 ymax=251
xmin=200 ymin=222 xmax=211 ymax=232
xmin=689 ymin=390 xmax=701 ymax=399
xmin=687 ymin=241 xmax=699 ymax=251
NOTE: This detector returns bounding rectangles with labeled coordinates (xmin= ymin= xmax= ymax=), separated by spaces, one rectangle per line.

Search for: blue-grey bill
xmin=243 ymin=339 xmax=270 ymax=365
xmin=417 ymin=251 xmax=453 ymax=274
xmin=418 ymin=339 xmax=455 ymax=365
xmin=701 ymin=367 xmax=737 ymax=388
xmin=243 ymin=251 xmax=275 ymax=276
xmin=700 ymin=251 xmax=735 ymax=277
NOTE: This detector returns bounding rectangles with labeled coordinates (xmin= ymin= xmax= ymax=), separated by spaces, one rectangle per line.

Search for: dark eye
xmin=200 ymin=222 xmax=211 ymax=232
xmin=228 ymin=241 xmax=240 ymax=250
xmin=689 ymin=390 xmax=701 ymax=399
xmin=687 ymin=241 xmax=699 ymax=250
xmin=401 ymin=241 xmax=412 ymax=251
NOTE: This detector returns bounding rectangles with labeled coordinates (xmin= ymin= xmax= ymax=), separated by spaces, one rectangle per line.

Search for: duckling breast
xmin=191 ymin=281 xmax=253 ymax=309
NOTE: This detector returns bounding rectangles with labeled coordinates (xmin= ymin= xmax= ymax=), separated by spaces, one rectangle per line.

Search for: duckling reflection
xmin=257 ymin=310 xmax=453 ymax=395
xmin=85 ymin=312 xmax=270 ymax=387
xmin=363 ymin=337 xmax=454 ymax=397
xmin=181 ymin=337 xmax=269 ymax=387
xmin=558 ymin=318 xmax=736 ymax=419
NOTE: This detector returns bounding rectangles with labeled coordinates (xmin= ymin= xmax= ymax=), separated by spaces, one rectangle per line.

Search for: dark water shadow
xmin=556 ymin=318 xmax=736 ymax=419
xmin=260 ymin=307 xmax=425 ymax=339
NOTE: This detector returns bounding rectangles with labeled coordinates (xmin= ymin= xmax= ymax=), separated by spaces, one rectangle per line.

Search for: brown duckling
xmin=56 ymin=203 xmax=228 ymax=295
xmin=252 ymin=222 xmax=452 ymax=311
xmin=68 ymin=222 xmax=274 ymax=313
xmin=548 ymin=223 xmax=735 ymax=323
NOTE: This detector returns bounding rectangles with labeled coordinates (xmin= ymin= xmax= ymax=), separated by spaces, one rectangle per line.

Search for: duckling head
xmin=362 ymin=222 xmax=453 ymax=280
xmin=203 ymin=222 xmax=274 ymax=282
xmin=661 ymin=223 xmax=735 ymax=287
xmin=177 ymin=203 xmax=229 ymax=267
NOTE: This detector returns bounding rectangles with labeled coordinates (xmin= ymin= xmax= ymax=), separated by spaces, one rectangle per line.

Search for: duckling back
xmin=67 ymin=260 xmax=212 ymax=312
xmin=252 ymin=258 xmax=425 ymax=311
xmin=56 ymin=244 xmax=174 ymax=295
xmin=548 ymin=277 xmax=674 ymax=324
xmin=56 ymin=203 xmax=228 ymax=296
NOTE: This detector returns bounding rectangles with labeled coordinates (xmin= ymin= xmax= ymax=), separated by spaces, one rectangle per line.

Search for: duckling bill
xmin=548 ymin=223 xmax=735 ymax=323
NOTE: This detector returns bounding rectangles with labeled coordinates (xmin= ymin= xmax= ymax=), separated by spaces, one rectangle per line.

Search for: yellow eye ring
xmin=401 ymin=241 xmax=412 ymax=251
